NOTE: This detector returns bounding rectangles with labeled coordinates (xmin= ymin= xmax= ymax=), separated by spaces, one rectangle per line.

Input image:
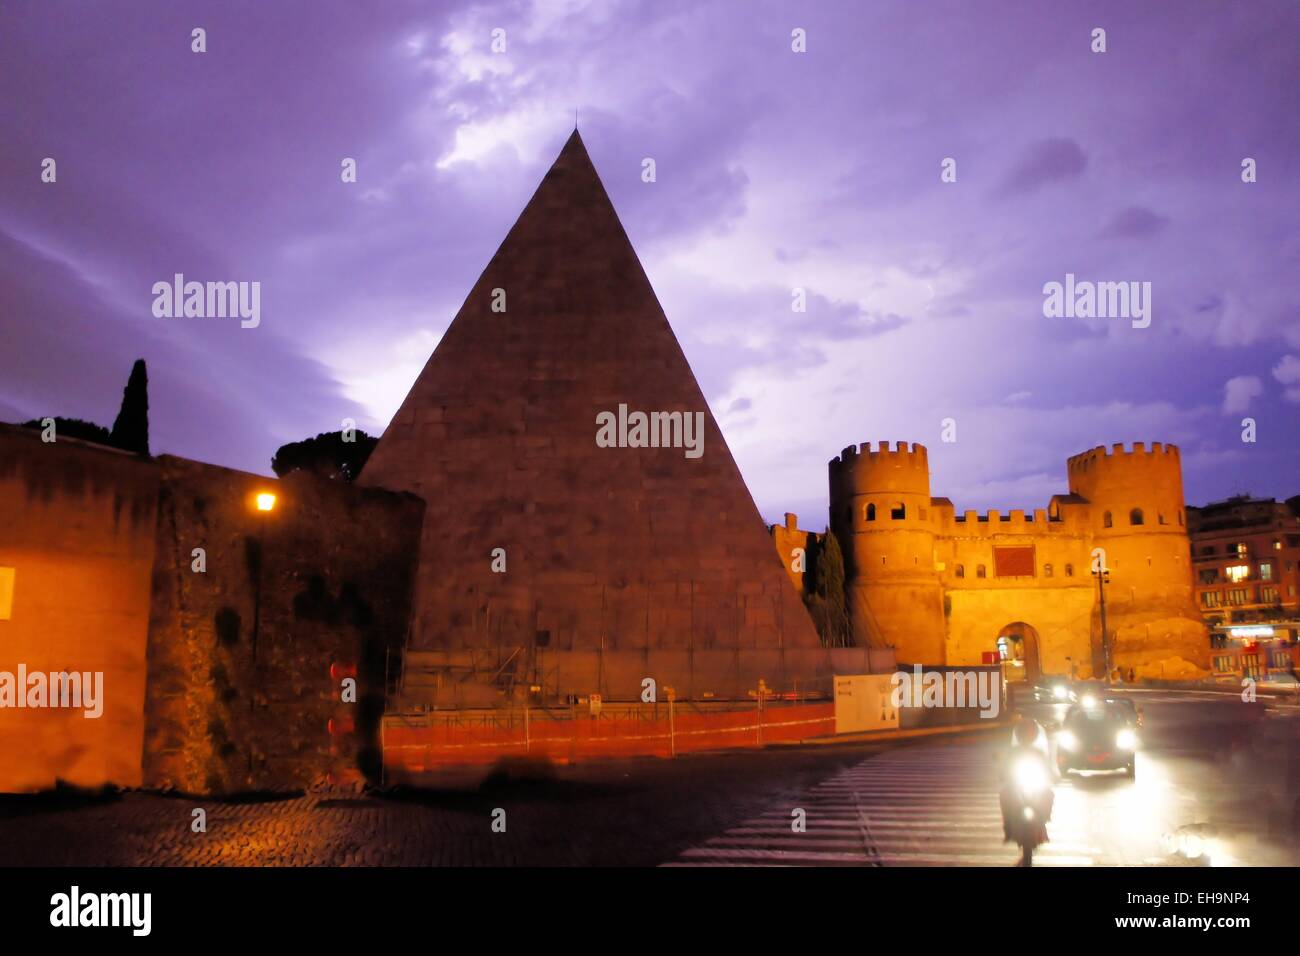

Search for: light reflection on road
xmin=1022 ymin=692 xmax=1299 ymax=867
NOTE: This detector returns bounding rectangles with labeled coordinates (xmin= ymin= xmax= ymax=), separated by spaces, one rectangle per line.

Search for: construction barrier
xmin=382 ymin=701 xmax=836 ymax=774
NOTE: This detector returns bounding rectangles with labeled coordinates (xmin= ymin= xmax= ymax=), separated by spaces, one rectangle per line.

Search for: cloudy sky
xmin=2 ymin=0 xmax=1297 ymax=526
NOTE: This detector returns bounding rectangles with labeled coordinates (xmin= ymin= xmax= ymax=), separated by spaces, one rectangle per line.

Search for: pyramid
xmin=361 ymin=131 xmax=821 ymax=676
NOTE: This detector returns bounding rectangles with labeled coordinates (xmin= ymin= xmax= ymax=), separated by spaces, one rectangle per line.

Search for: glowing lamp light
xmin=255 ymin=492 xmax=277 ymax=512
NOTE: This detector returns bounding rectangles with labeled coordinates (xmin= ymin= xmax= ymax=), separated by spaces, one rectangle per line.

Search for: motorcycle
xmin=1000 ymin=750 xmax=1055 ymax=866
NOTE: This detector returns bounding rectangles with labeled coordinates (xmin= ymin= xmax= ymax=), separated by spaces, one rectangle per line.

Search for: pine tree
xmin=109 ymin=358 xmax=150 ymax=456
xmin=271 ymin=430 xmax=378 ymax=482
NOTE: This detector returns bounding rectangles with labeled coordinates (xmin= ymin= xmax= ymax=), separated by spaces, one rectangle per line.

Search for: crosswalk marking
xmin=667 ymin=743 xmax=1106 ymax=867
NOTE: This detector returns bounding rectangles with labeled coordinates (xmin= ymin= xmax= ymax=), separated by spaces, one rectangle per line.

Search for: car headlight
xmin=1080 ymin=694 xmax=1098 ymax=709
xmin=1116 ymin=728 xmax=1138 ymax=751
xmin=1012 ymin=756 xmax=1050 ymax=796
xmin=1056 ymin=730 xmax=1079 ymax=752
xmin=1053 ymin=684 xmax=1069 ymax=701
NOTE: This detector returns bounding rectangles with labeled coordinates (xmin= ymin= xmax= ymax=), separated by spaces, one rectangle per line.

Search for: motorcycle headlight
xmin=1116 ymin=728 xmax=1138 ymax=750
xmin=1056 ymin=730 xmax=1079 ymax=752
xmin=1013 ymin=756 xmax=1050 ymax=796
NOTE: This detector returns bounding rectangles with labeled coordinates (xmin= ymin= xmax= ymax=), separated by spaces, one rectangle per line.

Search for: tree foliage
xmin=804 ymin=529 xmax=853 ymax=647
xmin=271 ymin=430 xmax=378 ymax=482
xmin=20 ymin=417 xmax=111 ymax=445
xmin=109 ymin=358 xmax=150 ymax=455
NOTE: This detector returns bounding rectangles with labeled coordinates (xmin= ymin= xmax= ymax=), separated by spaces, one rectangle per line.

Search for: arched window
xmin=1130 ymin=508 xmax=1144 ymax=526
xmin=866 ymin=503 xmax=876 ymax=522
xmin=1043 ymin=563 xmax=1053 ymax=578
xmin=890 ymin=502 xmax=906 ymax=520
xmin=1065 ymin=563 xmax=1074 ymax=577
xmin=1158 ymin=513 xmax=1167 ymax=525
xmin=976 ymin=564 xmax=987 ymax=579
xmin=955 ymin=564 xmax=965 ymax=578
xmin=1103 ymin=511 xmax=1113 ymax=528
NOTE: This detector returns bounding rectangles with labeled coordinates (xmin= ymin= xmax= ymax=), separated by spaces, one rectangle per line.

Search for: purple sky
xmin=2 ymin=0 xmax=1298 ymax=527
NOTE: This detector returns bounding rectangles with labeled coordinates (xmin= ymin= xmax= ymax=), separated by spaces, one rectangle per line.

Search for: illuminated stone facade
xmin=807 ymin=441 xmax=1211 ymax=679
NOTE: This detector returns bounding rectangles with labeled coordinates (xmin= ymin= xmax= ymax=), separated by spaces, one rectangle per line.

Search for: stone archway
xmin=996 ymin=621 xmax=1042 ymax=684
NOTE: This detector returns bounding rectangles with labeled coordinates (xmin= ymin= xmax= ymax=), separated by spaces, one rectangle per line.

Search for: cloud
xmin=997 ymin=138 xmax=1087 ymax=195
xmin=1222 ymin=375 xmax=1263 ymax=414
xmin=1100 ymin=206 xmax=1169 ymax=240
xmin=1272 ymin=355 xmax=1300 ymax=402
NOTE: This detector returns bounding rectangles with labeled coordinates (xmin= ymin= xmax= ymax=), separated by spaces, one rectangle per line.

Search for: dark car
xmin=1030 ymin=677 xmax=1076 ymax=704
xmin=1054 ymin=698 xmax=1138 ymax=776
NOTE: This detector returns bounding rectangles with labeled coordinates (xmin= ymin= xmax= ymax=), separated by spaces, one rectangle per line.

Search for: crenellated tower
xmin=829 ymin=441 xmax=947 ymax=663
xmin=1066 ymin=442 xmax=1205 ymax=674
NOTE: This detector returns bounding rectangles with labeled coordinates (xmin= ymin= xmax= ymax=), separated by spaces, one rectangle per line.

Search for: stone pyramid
xmin=361 ymin=130 xmax=821 ymax=681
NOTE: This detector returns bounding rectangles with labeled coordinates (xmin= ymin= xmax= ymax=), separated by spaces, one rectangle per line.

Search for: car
xmin=1029 ymin=677 xmax=1077 ymax=704
xmin=1053 ymin=698 xmax=1138 ymax=776
xmin=1103 ymin=695 xmax=1143 ymax=728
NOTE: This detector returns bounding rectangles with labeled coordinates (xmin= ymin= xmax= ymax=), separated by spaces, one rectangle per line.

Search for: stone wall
xmin=142 ymin=456 xmax=424 ymax=794
xmin=0 ymin=424 xmax=159 ymax=792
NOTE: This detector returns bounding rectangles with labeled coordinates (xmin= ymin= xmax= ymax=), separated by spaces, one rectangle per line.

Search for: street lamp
xmin=255 ymin=492 xmax=276 ymax=512
xmin=1093 ymin=563 xmax=1112 ymax=683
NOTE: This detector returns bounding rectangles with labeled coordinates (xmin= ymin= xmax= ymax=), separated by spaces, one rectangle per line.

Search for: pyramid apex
xmin=555 ymin=126 xmax=593 ymax=166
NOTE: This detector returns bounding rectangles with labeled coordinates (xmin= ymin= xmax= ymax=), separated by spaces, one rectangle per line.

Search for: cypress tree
xmin=109 ymin=358 xmax=150 ymax=456
xmin=806 ymin=530 xmax=852 ymax=647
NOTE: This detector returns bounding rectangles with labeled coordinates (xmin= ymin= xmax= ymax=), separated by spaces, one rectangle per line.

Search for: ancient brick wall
xmin=0 ymin=424 xmax=159 ymax=792
xmin=142 ymin=456 xmax=423 ymax=794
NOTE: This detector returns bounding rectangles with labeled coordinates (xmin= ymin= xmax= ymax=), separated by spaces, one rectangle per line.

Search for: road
xmin=0 ymin=689 xmax=1295 ymax=866
xmin=669 ymin=687 xmax=1300 ymax=866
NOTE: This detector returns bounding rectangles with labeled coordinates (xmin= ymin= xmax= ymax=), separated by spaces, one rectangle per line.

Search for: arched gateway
xmin=996 ymin=621 xmax=1042 ymax=684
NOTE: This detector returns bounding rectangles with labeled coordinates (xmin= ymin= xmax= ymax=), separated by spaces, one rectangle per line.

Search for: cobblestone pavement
xmin=0 ymin=745 xmax=887 ymax=867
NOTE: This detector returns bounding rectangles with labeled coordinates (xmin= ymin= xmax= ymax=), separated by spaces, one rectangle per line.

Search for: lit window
xmin=1260 ymin=562 xmax=1273 ymax=581
xmin=0 ymin=567 xmax=13 ymax=621
xmin=1225 ymin=565 xmax=1250 ymax=583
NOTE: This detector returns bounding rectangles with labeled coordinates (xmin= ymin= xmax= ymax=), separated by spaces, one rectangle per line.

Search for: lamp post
xmin=1093 ymin=563 xmax=1111 ymax=683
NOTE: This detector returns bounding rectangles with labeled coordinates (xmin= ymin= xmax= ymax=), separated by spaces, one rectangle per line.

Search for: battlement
xmin=1067 ymin=442 xmax=1180 ymax=471
xmin=830 ymin=440 xmax=931 ymax=498
xmin=943 ymin=505 xmax=1093 ymax=537
xmin=830 ymin=440 xmax=929 ymax=470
